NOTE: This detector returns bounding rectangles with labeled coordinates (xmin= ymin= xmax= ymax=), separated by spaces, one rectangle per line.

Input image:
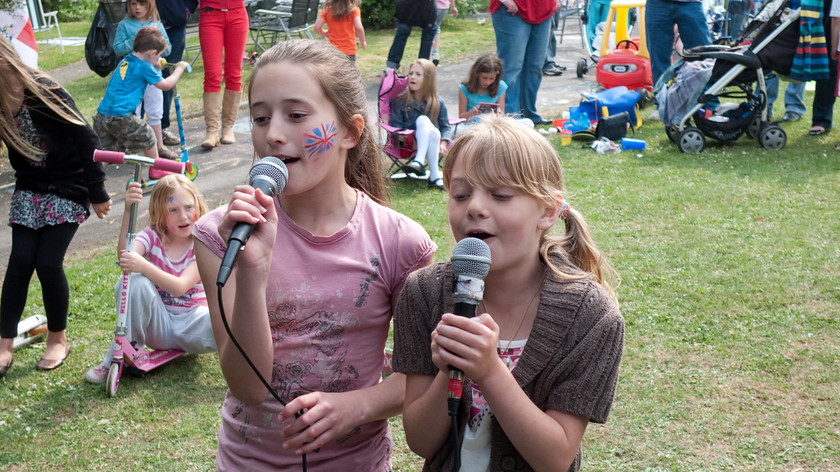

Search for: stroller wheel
xmin=106 ymin=362 xmax=120 ymax=397
xmin=678 ymin=127 xmax=705 ymax=153
xmin=746 ymin=118 xmax=761 ymax=139
xmin=759 ymin=124 xmax=786 ymax=150
xmin=666 ymin=126 xmax=680 ymax=143
xmin=577 ymin=58 xmax=588 ymax=78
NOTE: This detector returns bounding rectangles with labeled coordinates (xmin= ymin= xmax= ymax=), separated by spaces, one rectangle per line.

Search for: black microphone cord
xmin=449 ymin=396 xmax=461 ymax=471
xmin=217 ymin=284 xmax=308 ymax=471
xmin=447 ymin=368 xmax=464 ymax=471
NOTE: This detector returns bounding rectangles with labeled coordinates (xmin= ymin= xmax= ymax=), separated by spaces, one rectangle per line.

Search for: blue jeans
xmin=434 ymin=8 xmax=448 ymax=36
xmin=586 ymin=0 xmax=611 ymax=49
xmin=645 ymin=0 xmax=712 ymax=86
xmin=493 ymin=7 xmax=552 ymax=122
xmin=386 ymin=21 xmax=435 ymax=69
xmin=543 ymin=9 xmax=559 ymax=70
xmin=765 ymin=75 xmax=806 ymax=119
xmin=162 ymin=26 xmax=186 ymax=131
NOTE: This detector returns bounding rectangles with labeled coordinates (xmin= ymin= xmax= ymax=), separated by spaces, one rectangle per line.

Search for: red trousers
xmin=199 ymin=7 xmax=249 ymax=93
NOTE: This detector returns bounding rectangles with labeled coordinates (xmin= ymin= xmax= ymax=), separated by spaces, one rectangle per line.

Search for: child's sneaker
xmin=85 ymin=364 xmax=108 ymax=384
xmin=161 ymin=128 xmax=180 ymax=146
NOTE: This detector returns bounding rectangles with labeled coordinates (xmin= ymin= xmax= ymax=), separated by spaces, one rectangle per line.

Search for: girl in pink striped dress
xmin=85 ymin=173 xmax=217 ymax=384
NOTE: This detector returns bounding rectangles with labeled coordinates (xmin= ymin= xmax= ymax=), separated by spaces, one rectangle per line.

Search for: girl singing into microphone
xmin=393 ymin=115 xmax=625 ymax=472
xmin=193 ymin=40 xmax=435 ymax=470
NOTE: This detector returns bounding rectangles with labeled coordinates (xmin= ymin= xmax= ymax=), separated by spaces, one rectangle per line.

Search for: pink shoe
xmin=84 ymin=364 xmax=108 ymax=384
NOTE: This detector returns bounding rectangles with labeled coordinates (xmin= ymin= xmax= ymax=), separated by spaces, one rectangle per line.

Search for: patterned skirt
xmin=9 ymin=189 xmax=87 ymax=230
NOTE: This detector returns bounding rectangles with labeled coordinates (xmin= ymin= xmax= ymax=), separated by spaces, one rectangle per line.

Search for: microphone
xmin=446 ymin=237 xmax=491 ymax=413
xmin=216 ymin=157 xmax=289 ymax=287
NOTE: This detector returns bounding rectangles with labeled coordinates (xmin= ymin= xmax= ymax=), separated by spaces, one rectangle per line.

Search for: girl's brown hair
xmin=397 ymin=58 xmax=441 ymax=126
xmin=324 ymin=0 xmax=357 ymax=20
xmin=247 ymin=39 xmax=389 ymax=205
xmin=126 ymin=0 xmax=161 ymax=21
xmin=443 ymin=115 xmax=618 ymax=302
xmin=146 ymin=174 xmax=208 ymax=245
xmin=462 ymin=53 xmax=503 ymax=98
xmin=0 ymin=35 xmax=87 ymax=161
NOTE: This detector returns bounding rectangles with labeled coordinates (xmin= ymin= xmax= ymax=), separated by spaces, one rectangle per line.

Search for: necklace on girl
xmin=481 ymin=275 xmax=544 ymax=369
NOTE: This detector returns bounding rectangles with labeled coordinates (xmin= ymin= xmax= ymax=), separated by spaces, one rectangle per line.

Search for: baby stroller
xmin=661 ymin=0 xmax=800 ymax=153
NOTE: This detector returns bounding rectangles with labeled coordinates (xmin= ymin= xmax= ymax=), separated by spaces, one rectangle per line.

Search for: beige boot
xmin=220 ymin=89 xmax=241 ymax=145
xmin=201 ymin=92 xmax=222 ymax=149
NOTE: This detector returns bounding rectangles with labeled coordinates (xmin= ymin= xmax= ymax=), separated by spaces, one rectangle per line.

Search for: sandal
xmin=809 ymin=126 xmax=827 ymax=136
xmin=36 ymin=343 xmax=71 ymax=371
xmin=427 ymin=177 xmax=445 ymax=190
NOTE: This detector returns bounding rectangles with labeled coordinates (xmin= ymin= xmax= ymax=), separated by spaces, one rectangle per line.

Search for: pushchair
xmin=661 ymin=0 xmax=800 ymax=153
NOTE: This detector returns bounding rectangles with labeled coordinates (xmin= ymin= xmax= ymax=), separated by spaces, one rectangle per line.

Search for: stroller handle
xmin=93 ymin=150 xmax=185 ymax=174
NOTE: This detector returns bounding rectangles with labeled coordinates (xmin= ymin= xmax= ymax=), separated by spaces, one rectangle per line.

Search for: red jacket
xmin=489 ymin=0 xmax=556 ymax=24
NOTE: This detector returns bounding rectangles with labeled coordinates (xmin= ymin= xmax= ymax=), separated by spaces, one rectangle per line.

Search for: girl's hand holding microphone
xmin=217 ymin=184 xmax=278 ymax=274
xmin=431 ymin=312 xmax=506 ymax=384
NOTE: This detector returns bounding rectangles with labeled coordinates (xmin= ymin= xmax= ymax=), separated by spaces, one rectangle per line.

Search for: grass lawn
xmin=2 ymin=11 xmax=839 ymax=472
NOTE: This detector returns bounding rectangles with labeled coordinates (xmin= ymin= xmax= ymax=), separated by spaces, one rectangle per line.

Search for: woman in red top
xmin=198 ymin=0 xmax=248 ymax=148
xmin=491 ymin=0 xmax=556 ymax=125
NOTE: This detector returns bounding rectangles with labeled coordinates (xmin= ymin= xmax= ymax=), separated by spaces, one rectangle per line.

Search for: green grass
xmin=3 ymin=120 xmax=839 ymax=470
xmin=3 ymin=13 xmax=840 ymax=472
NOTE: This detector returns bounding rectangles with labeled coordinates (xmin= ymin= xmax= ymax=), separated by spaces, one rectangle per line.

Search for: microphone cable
xmin=216 ymin=285 xmax=309 ymax=471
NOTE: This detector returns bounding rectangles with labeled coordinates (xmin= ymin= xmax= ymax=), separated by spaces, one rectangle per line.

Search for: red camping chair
xmin=377 ymin=68 xmax=463 ymax=181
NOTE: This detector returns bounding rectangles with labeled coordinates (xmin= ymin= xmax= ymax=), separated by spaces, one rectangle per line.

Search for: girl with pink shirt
xmin=85 ymin=174 xmax=216 ymax=384
xmin=193 ymin=40 xmax=435 ymax=470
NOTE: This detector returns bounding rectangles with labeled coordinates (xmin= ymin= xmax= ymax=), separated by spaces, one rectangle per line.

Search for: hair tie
xmin=560 ymin=200 xmax=571 ymax=220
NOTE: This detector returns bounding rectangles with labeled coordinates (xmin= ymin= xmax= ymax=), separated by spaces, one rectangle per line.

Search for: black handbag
xmin=85 ymin=1 xmax=125 ymax=77
xmin=594 ymin=111 xmax=633 ymax=142
xmin=395 ymin=0 xmax=436 ymax=29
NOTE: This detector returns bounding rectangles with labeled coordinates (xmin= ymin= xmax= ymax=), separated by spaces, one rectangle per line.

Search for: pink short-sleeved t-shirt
xmin=193 ymin=190 xmax=436 ymax=471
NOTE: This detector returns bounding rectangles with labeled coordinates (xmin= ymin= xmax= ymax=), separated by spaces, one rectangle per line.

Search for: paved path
xmin=0 ymin=26 xmax=598 ymax=275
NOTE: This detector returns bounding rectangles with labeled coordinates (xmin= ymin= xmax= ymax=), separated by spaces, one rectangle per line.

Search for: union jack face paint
xmin=304 ymin=121 xmax=338 ymax=160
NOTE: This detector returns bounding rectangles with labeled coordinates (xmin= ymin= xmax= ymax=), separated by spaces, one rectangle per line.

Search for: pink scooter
xmin=93 ymin=150 xmax=186 ymax=397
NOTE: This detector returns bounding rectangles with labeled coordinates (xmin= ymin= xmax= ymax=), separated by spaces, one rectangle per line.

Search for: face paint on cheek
xmin=303 ymin=121 xmax=338 ymax=160
xmin=169 ymin=196 xmax=174 ymax=204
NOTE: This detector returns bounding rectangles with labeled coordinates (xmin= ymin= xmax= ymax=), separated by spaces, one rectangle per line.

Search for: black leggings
xmin=0 ymin=223 xmax=79 ymax=338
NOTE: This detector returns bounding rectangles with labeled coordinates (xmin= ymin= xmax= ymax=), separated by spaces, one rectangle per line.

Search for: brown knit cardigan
xmin=393 ymin=251 xmax=625 ymax=472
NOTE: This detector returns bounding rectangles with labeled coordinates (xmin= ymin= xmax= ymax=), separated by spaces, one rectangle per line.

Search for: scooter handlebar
xmin=93 ymin=150 xmax=185 ymax=174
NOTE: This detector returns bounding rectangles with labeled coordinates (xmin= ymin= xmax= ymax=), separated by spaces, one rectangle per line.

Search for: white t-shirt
xmin=460 ymin=339 xmax=528 ymax=472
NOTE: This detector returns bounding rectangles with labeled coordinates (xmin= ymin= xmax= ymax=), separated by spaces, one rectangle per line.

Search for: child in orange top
xmin=314 ymin=0 xmax=366 ymax=61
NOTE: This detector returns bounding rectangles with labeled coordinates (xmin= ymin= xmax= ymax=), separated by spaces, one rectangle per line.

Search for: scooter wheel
xmin=185 ymin=162 xmax=199 ymax=181
xmin=106 ymin=362 xmax=120 ymax=397
xmin=577 ymin=58 xmax=588 ymax=78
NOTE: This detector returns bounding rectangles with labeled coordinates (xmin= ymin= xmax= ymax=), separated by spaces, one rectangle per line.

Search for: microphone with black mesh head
xmin=216 ymin=157 xmax=288 ymax=286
